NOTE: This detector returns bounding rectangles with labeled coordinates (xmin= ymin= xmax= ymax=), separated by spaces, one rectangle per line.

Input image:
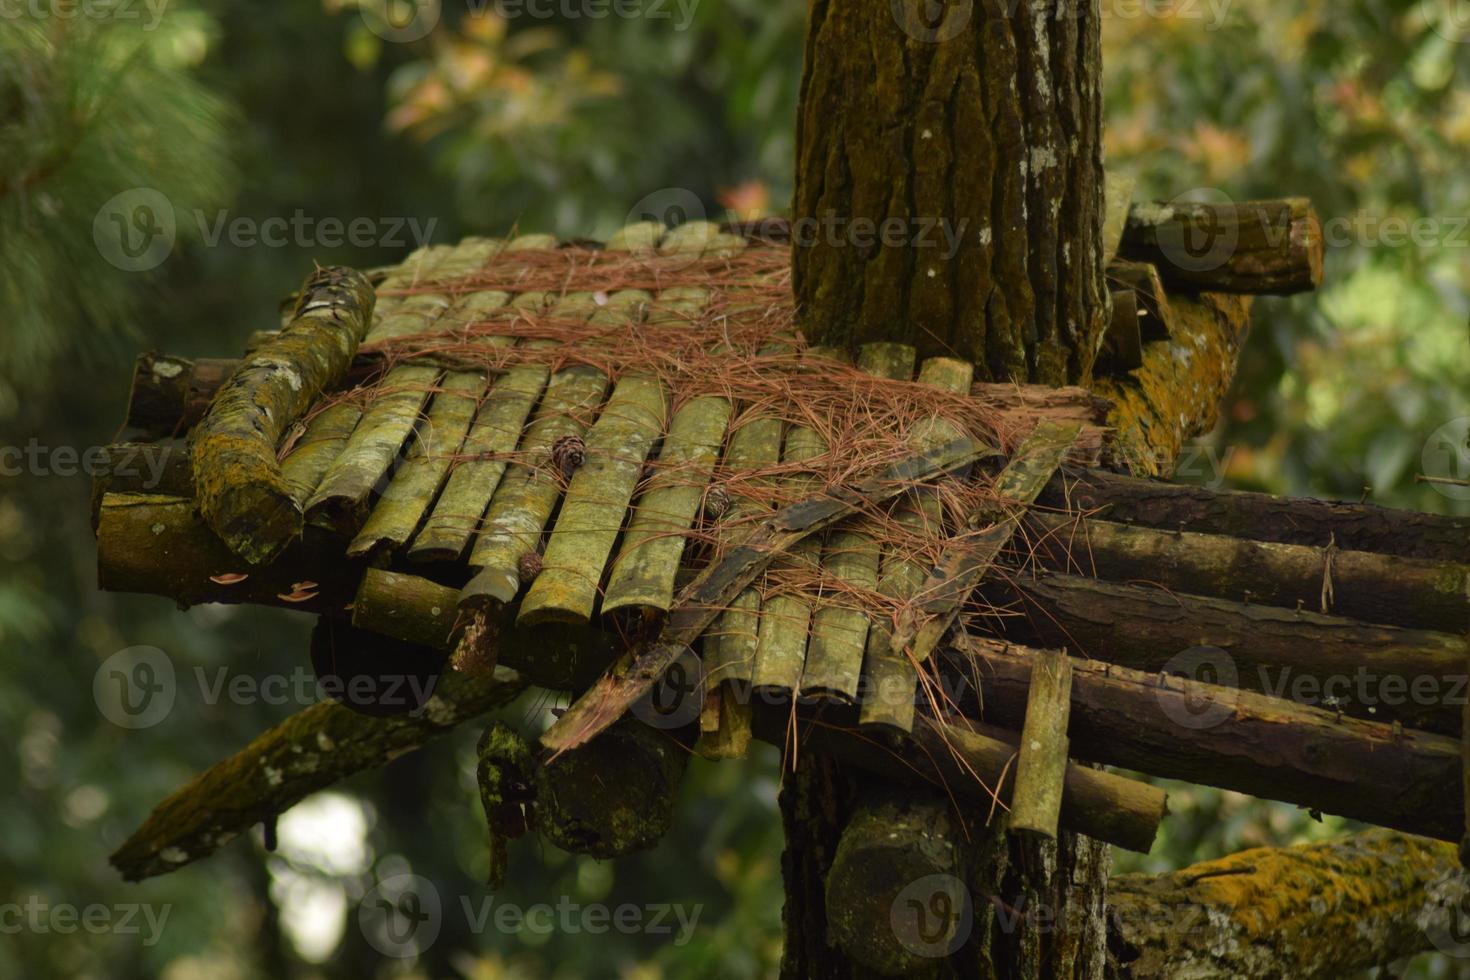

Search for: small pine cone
xmin=703 ymin=484 xmax=731 ymax=522
xmin=518 ymin=551 xmax=544 ymax=583
xmin=551 ymin=434 xmax=587 ymax=479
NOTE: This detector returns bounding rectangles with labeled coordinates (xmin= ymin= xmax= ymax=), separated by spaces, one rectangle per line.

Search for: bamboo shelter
xmin=97 ymin=201 xmax=1470 ymax=976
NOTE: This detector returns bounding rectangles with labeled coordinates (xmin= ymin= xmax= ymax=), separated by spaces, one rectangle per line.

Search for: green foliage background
xmin=0 ymin=2 xmax=1466 ymax=977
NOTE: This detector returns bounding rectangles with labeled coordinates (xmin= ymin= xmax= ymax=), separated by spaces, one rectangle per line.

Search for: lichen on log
xmin=190 ymin=265 xmax=376 ymax=564
xmin=126 ymin=352 xmax=240 ymax=439
xmin=110 ymin=665 xmax=527 ymax=881
xmin=1108 ymin=829 xmax=1467 ymax=978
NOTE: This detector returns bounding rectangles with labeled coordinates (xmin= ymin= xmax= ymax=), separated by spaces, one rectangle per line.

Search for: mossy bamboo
xmin=191 ymin=266 xmax=376 ymax=564
xmin=538 ymin=434 xmax=986 ymax=755
xmin=751 ymin=383 xmax=837 ymax=694
xmin=800 ymin=343 xmax=916 ymax=702
xmin=365 ymin=237 xmax=505 ymax=343
xmin=517 ymin=373 xmax=669 ymax=625
xmin=304 ymin=363 xmax=442 ymax=535
xmin=279 ymin=402 xmax=365 ymax=508
xmin=458 ymin=294 xmax=610 ymax=607
xmin=859 ymin=356 xmax=974 ymax=732
xmin=346 ymin=371 xmax=486 ymax=559
xmin=600 ymin=392 xmax=733 ymax=615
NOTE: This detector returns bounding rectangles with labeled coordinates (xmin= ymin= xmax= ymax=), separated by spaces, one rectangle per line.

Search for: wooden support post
xmin=1008 ymin=648 xmax=1073 ymax=839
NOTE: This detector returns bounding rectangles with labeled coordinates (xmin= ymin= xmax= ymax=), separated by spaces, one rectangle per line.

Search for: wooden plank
xmin=1008 ymin=648 xmax=1074 ymax=839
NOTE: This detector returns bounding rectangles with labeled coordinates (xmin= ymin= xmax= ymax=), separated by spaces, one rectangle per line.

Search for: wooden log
xmin=191 ymin=266 xmax=376 ymax=564
xmin=517 ymin=373 xmax=669 ymax=625
xmin=96 ymin=492 xmax=359 ymax=613
xmin=961 ymin=637 xmax=1466 ymax=842
xmin=540 ymin=435 xmax=987 ymax=755
xmin=1007 ymin=648 xmax=1072 ymax=839
xmin=1091 ymin=291 xmax=1253 ymax=478
xmin=90 ymin=443 xmax=193 ymax=530
xmin=532 ymin=718 xmax=690 ymax=859
xmin=125 ymin=352 xmax=240 ymax=438
xmin=1119 ymin=198 xmax=1324 ymax=295
xmin=859 ymin=356 xmax=975 ymax=732
xmin=800 ymin=343 xmax=917 ymax=702
xmin=779 ymin=709 xmax=1165 ymax=854
xmin=346 ymin=371 xmax=485 ymax=559
xmin=1029 ymin=512 xmax=1470 ymax=634
xmin=350 ymin=568 xmax=616 ymax=691
xmin=110 ymin=665 xmax=528 ymax=881
xmin=824 ymin=790 xmax=967 ymax=977
xmin=1037 ymin=465 xmax=1470 ymax=562
xmin=1108 ymin=830 xmax=1467 ymax=978
xmin=304 ymin=363 xmax=442 ymax=535
xmin=991 ymin=572 xmax=1469 ymax=736
xmin=889 ymin=418 xmax=1080 ymax=663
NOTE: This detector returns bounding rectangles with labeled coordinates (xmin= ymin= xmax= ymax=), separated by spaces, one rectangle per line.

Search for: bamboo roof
xmin=96 ymin=213 xmax=1470 ymax=880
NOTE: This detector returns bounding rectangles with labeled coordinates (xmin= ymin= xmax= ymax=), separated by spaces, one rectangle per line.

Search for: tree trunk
xmin=785 ymin=1 xmax=1114 ymax=975
xmin=792 ymin=0 xmax=1107 ymax=385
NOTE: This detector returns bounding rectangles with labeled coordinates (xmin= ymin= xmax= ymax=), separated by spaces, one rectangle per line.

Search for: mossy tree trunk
xmin=786 ymin=2 xmax=1115 ymax=976
xmin=792 ymin=0 xmax=1107 ymax=385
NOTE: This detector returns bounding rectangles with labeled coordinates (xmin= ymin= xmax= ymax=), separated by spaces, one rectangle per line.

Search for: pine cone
xmin=703 ymin=484 xmax=731 ymax=522
xmin=518 ymin=551 xmax=544 ymax=583
xmin=551 ymin=434 xmax=587 ymax=479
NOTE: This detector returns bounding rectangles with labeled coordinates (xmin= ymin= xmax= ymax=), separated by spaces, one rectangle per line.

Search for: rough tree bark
xmin=792 ymin=0 xmax=1107 ymax=384
xmin=786 ymin=1 xmax=1116 ymax=976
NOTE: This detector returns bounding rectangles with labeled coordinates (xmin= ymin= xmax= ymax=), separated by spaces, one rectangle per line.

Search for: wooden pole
xmin=1008 ymin=648 xmax=1073 ymax=839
